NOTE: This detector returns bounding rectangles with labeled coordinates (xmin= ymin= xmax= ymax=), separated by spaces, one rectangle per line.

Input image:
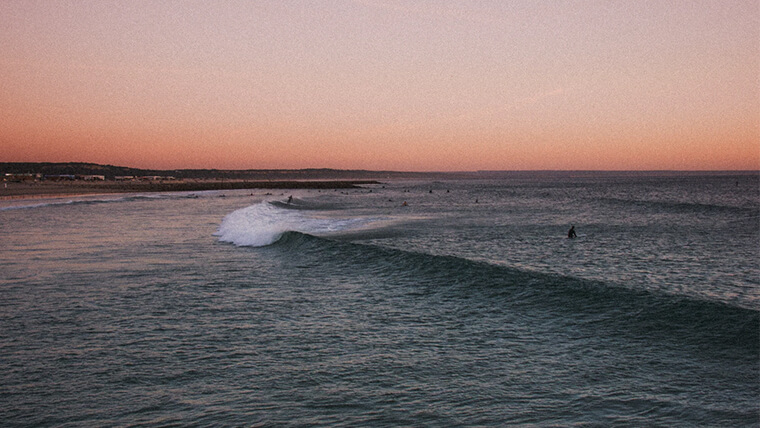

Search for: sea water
xmin=1 ymin=172 xmax=758 ymax=426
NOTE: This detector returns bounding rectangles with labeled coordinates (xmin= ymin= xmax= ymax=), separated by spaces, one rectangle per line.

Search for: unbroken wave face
xmin=215 ymin=201 xmax=387 ymax=247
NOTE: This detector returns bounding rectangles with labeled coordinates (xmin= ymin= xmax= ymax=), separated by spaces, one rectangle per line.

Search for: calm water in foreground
xmin=1 ymin=172 xmax=758 ymax=426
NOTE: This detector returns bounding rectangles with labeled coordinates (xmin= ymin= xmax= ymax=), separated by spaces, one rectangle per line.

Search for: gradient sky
xmin=1 ymin=0 xmax=758 ymax=171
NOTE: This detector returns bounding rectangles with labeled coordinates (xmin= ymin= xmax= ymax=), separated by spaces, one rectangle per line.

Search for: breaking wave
xmin=215 ymin=201 xmax=392 ymax=247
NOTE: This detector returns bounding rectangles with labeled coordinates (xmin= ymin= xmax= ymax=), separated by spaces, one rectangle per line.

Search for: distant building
xmin=5 ymin=173 xmax=40 ymax=182
xmin=80 ymin=175 xmax=105 ymax=181
xmin=138 ymin=176 xmax=176 ymax=181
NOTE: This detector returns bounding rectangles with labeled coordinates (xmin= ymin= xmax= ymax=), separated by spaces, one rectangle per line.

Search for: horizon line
xmin=1 ymin=161 xmax=758 ymax=175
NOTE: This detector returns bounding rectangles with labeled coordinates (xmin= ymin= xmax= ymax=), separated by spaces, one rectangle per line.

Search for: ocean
xmin=1 ymin=172 xmax=758 ymax=426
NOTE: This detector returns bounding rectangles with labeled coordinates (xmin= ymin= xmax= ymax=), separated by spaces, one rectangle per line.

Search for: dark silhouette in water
xmin=287 ymin=195 xmax=293 ymax=204
xmin=568 ymin=225 xmax=577 ymax=238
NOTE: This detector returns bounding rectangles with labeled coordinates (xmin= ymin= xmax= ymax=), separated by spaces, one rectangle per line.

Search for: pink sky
xmin=1 ymin=0 xmax=757 ymax=171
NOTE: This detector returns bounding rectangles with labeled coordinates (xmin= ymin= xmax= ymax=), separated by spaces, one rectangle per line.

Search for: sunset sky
xmin=1 ymin=0 xmax=758 ymax=171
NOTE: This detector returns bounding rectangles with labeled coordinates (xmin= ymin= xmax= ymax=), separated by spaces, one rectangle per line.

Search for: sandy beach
xmin=0 ymin=179 xmax=380 ymax=200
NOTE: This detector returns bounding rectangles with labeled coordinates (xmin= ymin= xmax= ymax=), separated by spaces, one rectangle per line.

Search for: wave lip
xmin=215 ymin=201 xmax=389 ymax=247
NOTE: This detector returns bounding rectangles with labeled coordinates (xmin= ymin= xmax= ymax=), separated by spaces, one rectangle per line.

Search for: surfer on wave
xmin=568 ymin=225 xmax=577 ymax=239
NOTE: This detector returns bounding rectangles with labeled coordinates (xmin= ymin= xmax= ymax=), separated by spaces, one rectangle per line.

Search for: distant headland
xmin=0 ymin=162 xmax=411 ymax=199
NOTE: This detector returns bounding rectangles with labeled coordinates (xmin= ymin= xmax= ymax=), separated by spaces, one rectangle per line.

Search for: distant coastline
xmin=1 ymin=162 xmax=756 ymax=200
xmin=2 ymin=162 xmax=756 ymax=179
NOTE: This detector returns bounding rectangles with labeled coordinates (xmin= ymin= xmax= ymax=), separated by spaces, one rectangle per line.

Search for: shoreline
xmin=0 ymin=179 xmax=381 ymax=201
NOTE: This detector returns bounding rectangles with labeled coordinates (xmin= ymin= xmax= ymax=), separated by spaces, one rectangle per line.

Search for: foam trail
xmin=0 ymin=194 xmax=172 ymax=211
xmin=215 ymin=201 xmax=384 ymax=247
xmin=0 ymin=201 xmax=72 ymax=211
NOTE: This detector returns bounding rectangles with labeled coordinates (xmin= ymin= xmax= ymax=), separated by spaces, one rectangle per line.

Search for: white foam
xmin=215 ymin=201 xmax=387 ymax=247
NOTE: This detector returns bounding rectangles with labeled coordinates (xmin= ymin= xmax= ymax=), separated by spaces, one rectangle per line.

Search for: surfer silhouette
xmin=568 ymin=225 xmax=577 ymax=239
xmin=287 ymin=195 xmax=293 ymax=204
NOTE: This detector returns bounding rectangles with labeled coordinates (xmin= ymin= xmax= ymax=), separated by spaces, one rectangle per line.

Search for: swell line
xmin=268 ymin=231 xmax=759 ymax=355
xmin=593 ymin=196 xmax=758 ymax=215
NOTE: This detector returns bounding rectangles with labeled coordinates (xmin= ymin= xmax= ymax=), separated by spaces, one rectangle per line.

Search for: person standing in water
xmin=568 ymin=225 xmax=577 ymax=238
